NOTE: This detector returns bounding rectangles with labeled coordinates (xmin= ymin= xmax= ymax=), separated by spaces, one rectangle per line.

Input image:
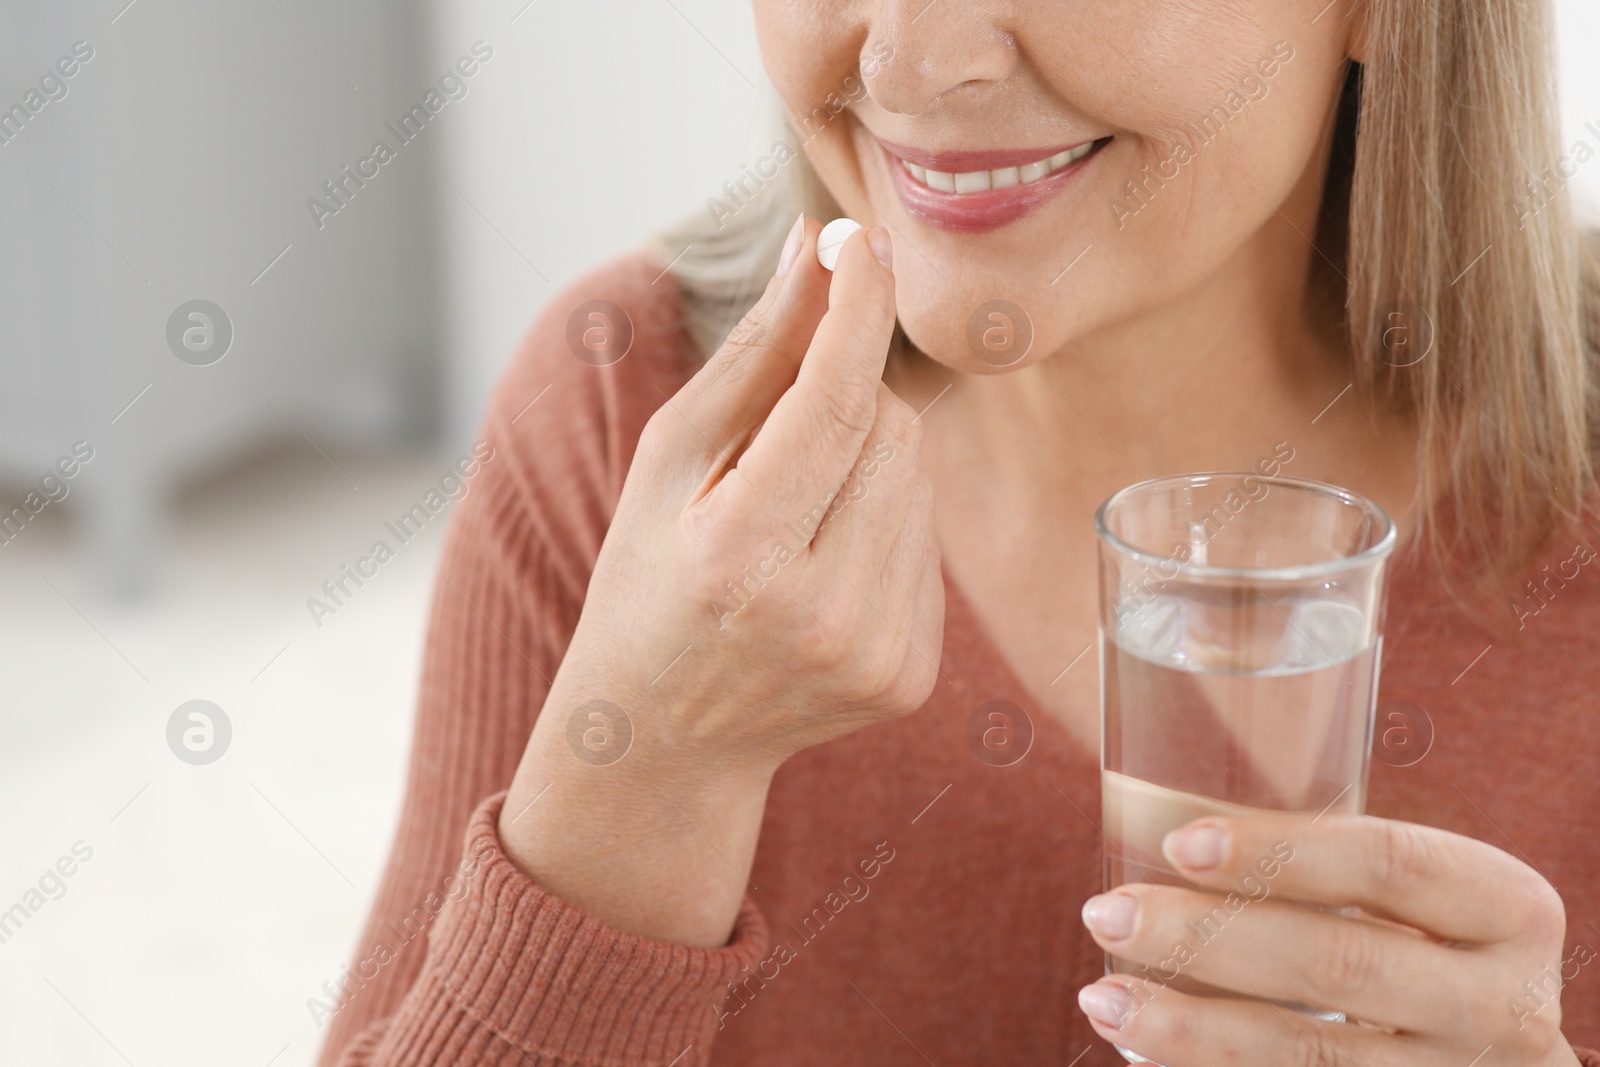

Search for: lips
xmin=876 ymin=135 xmax=1110 ymax=233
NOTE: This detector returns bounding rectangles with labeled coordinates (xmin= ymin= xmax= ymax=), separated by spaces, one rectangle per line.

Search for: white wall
xmin=1555 ymin=0 xmax=1600 ymax=224
xmin=429 ymin=0 xmax=774 ymax=443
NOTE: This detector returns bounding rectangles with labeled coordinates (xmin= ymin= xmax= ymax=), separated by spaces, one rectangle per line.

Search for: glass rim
xmin=1093 ymin=471 xmax=1398 ymax=581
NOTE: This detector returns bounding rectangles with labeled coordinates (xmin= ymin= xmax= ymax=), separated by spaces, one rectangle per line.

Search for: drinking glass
xmin=1094 ymin=472 xmax=1396 ymax=1064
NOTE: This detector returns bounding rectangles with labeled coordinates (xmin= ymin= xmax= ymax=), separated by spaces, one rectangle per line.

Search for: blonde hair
xmin=650 ymin=1 xmax=1600 ymax=609
xmin=1348 ymin=0 xmax=1598 ymax=608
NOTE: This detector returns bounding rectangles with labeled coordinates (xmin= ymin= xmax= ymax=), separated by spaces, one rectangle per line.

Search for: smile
xmin=895 ymin=140 xmax=1100 ymax=193
xmin=877 ymin=135 xmax=1111 ymax=233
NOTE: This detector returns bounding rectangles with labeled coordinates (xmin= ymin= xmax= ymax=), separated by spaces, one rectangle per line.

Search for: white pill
xmin=816 ymin=217 xmax=862 ymax=271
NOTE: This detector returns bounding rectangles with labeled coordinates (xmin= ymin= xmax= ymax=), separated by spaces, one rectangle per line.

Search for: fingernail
xmin=1082 ymin=893 xmax=1138 ymax=941
xmin=867 ymin=225 xmax=893 ymax=268
xmin=776 ymin=212 xmax=805 ymax=276
xmin=1164 ymin=824 xmax=1228 ymax=870
xmin=1078 ymin=982 xmax=1133 ymax=1030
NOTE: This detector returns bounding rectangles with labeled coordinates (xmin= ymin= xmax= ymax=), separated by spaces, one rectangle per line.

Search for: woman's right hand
xmin=498 ymin=217 xmax=944 ymax=947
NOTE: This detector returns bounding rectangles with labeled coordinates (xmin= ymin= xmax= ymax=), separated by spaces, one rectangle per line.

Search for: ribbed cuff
xmin=405 ymin=790 xmax=768 ymax=1066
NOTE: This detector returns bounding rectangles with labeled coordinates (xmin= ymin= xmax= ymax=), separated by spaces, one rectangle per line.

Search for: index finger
xmin=727 ymin=225 xmax=898 ymax=520
xmin=1155 ymin=812 xmax=1559 ymax=944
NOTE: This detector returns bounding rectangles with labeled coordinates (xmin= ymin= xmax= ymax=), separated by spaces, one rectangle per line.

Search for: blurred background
xmin=0 ymin=1 xmax=1597 ymax=1064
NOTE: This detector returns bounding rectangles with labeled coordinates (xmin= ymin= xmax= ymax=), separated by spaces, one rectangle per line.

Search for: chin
xmin=894 ymin=298 xmax=1049 ymax=376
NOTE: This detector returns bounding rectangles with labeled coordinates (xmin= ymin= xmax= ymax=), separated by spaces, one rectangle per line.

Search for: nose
xmin=861 ymin=0 xmax=1017 ymax=115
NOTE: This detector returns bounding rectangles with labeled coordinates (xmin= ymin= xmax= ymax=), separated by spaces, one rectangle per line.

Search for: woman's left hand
xmin=1077 ymin=813 xmax=1585 ymax=1065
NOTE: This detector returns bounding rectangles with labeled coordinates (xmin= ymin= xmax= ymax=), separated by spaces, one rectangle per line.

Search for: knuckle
xmin=813 ymin=381 xmax=879 ymax=440
xmin=1516 ymin=1013 xmax=1569 ymax=1060
xmin=637 ymin=408 xmax=679 ymax=456
xmin=678 ymin=502 xmax=765 ymax=595
xmin=855 ymin=671 xmax=902 ymax=715
xmin=1511 ymin=873 xmax=1568 ymax=945
xmin=677 ymin=504 xmax=729 ymax=569
xmin=883 ymin=665 xmax=933 ymax=718
xmin=720 ymin=304 xmax=773 ymax=356
xmin=1138 ymin=994 xmax=1201 ymax=1050
xmin=682 ymin=552 xmax=743 ymax=615
xmin=698 ymin=303 xmax=779 ymax=390
xmin=1369 ymin=820 xmax=1436 ymax=890
xmin=860 ymin=632 xmax=911 ymax=705
xmin=796 ymin=596 xmax=860 ymax=667
xmin=1307 ymin=919 xmax=1384 ymax=1001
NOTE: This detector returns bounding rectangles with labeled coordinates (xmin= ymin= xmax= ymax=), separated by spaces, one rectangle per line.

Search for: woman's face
xmin=752 ymin=0 xmax=1362 ymax=372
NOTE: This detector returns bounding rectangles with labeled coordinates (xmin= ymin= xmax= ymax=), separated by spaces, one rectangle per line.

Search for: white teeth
xmin=900 ymin=140 xmax=1099 ymax=194
xmin=953 ymin=170 xmax=991 ymax=193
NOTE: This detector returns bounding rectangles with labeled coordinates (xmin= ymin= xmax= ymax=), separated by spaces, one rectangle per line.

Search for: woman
xmin=318 ymin=0 xmax=1600 ymax=1063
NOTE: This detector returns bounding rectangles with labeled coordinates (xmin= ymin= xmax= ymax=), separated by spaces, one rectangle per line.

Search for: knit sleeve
xmin=325 ymin=791 xmax=768 ymax=1066
xmin=313 ymin=255 xmax=768 ymax=1066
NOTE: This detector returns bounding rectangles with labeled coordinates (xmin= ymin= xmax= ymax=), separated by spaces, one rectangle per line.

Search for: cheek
xmin=752 ymin=0 xmax=863 ymax=124
xmin=1028 ymin=2 xmax=1336 ymax=207
xmin=896 ymin=7 xmax=1346 ymax=370
xmin=1085 ymin=30 xmax=1344 ymax=289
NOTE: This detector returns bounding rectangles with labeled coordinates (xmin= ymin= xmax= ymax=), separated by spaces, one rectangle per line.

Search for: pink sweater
xmin=316 ymin=254 xmax=1600 ymax=1066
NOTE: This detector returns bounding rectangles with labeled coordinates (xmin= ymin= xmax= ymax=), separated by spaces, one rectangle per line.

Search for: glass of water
xmin=1093 ymin=472 xmax=1396 ymax=1063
